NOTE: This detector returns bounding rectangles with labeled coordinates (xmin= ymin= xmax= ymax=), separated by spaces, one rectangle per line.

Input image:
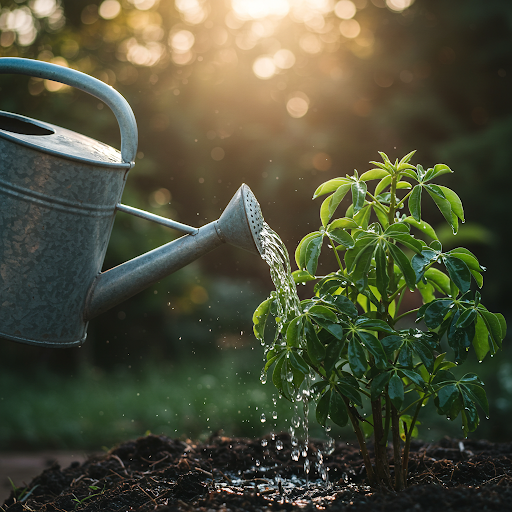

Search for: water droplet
xmin=255 ymin=459 xmax=261 ymax=467
xmin=260 ymin=371 xmax=267 ymax=384
xmin=291 ymin=448 xmax=300 ymax=461
xmin=304 ymin=458 xmax=310 ymax=473
xmin=276 ymin=440 xmax=284 ymax=450
xmin=261 ymin=439 xmax=268 ymax=447
xmin=271 ymin=432 xmax=276 ymax=441
xmin=291 ymin=435 xmax=298 ymax=447
xmin=292 ymin=414 xmax=301 ymax=428
xmin=272 ymin=410 xmax=278 ymax=420
xmin=260 ymin=413 xmax=266 ymax=423
xmin=286 ymin=371 xmax=294 ymax=383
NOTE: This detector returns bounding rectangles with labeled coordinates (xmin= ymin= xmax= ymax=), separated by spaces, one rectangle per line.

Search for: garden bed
xmin=2 ymin=433 xmax=512 ymax=511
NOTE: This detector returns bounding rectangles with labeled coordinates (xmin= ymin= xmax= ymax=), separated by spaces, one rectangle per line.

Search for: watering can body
xmin=0 ymin=58 xmax=264 ymax=348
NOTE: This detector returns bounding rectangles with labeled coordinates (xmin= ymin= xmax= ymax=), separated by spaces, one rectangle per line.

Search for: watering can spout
xmin=84 ymin=184 xmax=265 ymax=321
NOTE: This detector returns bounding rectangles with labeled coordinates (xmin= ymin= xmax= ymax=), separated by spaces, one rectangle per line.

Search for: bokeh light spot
xmin=273 ymin=49 xmax=295 ymax=69
xmin=128 ymin=0 xmax=157 ymax=10
xmin=231 ymin=0 xmax=290 ymax=20
xmin=286 ymin=92 xmax=309 ymax=118
xmin=312 ymin=152 xmax=332 ymax=171
xmin=190 ymin=285 xmax=209 ymax=304
xmin=334 ymin=0 xmax=357 ymax=19
xmin=170 ymin=30 xmax=195 ymax=52
xmin=99 ymin=0 xmax=121 ymax=20
xmin=386 ymin=0 xmax=414 ymax=12
xmin=211 ymin=147 xmax=225 ymax=161
xmin=253 ymin=56 xmax=276 ymax=79
xmin=339 ymin=19 xmax=361 ymax=38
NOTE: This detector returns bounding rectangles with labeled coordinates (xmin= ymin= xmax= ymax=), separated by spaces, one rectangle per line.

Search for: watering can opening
xmin=0 ymin=112 xmax=54 ymax=136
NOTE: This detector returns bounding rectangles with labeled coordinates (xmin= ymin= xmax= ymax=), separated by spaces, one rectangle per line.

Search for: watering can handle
xmin=0 ymin=58 xmax=138 ymax=165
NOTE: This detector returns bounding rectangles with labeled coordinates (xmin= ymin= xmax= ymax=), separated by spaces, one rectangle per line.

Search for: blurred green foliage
xmin=0 ymin=0 xmax=511 ymax=444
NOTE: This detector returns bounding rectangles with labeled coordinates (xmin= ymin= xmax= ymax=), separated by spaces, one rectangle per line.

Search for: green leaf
xmin=324 ymin=339 xmax=344 ymax=375
xmin=289 ymin=351 xmax=309 ymax=374
xmin=272 ymin=354 xmax=287 ymax=397
xmin=387 ymin=233 xmax=423 ymax=254
xmin=316 ymin=389 xmax=331 ymax=425
xmin=286 ymin=316 xmax=304 ymax=348
xmin=329 ymin=389 xmax=349 ymax=427
xmin=295 ymin=232 xmax=320 ymax=270
xmin=417 ymin=280 xmax=436 ymax=303
xmin=355 ymin=317 xmax=395 ymax=334
xmin=425 ymin=184 xmax=459 ymax=234
xmin=396 ymin=181 xmax=412 ymax=190
xmin=423 ymin=299 xmax=453 ymax=328
xmin=462 ymin=381 xmax=489 ymax=418
xmin=443 ymin=256 xmax=471 ymax=294
xmin=435 ymin=384 xmax=459 ymax=415
xmin=351 ymin=181 xmax=367 ymax=213
xmin=403 ymin=216 xmax=438 ymax=240
xmin=430 ymin=163 xmax=453 ymax=180
xmin=448 ymin=248 xmax=483 ymax=272
xmin=333 ymin=294 xmax=359 ymax=318
xmin=305 ymin=320 xmax=326 ymax=363
xmin=304 ymin=235 xmax=324 ymax=276
xmin=292 ymin=270 xmax=317 ymax=284
xmin=398 ymin=150 xmax=417 ymax=168
xmin=313 ymin=178 xmax=351 ymax=199
xmin=360 ymin=168 xmax=390 ymax=181
xmin=478 ymin=309 xmax=504 ymax=348
xmin=320 ymin=195 xmax=334 ymax=227
xmin=399 ymin=368 xmax=426 ymax=388
xmin=307 ymin=304 xmax=338 ymax=323
xmin=328 ymin=229 xmax=355 ymax=249
xmin=381 ymin=335 xmax=403 ymax=358
xmin=408 ymin=185 xmax=422 ymax=222
xmin=253 ymin=297 xmax=274 ymax=342
xmin=375 ymin=175 xmax=392 ymax=195
xmin=348 ymin=338 xmax=367 ymax=378
xmin=350 ymin=240 xmax=378 ymax=291
xmin=387 ymin=243 xmax=417 ymax=290
xmin=375 ymin=243 xmax=389 ymax=298
xmin=412 ymin=249 xmax=438 ymax=283
xmin=328 ymin=217 xmax=359 ymax=230
xmin=388 ymin=373 xmax=405 ymax=410
xmin=357 ymin=331 xmax=388 ymax=370
xmin=336 ymin=381 xmax=363 ymax=408
xmin=470 ymin=270 xmax=484 ymax=289
xmin=437 ymin=185 xmax=464 ymax=222
xmin=370 ymin=371 xmax=391 ymax=400
xmin=455 ymin=308 xmax=477 ymax=329
xmin=424 ymin=268 xmax=451 ymax=295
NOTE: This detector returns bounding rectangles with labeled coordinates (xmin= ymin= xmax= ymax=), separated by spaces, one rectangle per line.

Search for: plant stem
xmin=402 ymin=400 xmax=423 ymax=484
xmin=371 ymin=397 xmax=392 ymax=488
xmin=393 ymin=307 xmax=421 ymax=325
xmin=391 ymin=404 xmax=405 ymax=491
xmin=342 ymin=394 xmax=375 ymax=486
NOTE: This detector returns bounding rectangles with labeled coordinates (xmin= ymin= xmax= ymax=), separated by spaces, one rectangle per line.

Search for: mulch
xmin=2 ymin=433 xmax=512 ymax=511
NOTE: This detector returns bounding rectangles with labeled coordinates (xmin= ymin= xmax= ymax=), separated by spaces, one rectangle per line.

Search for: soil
xmin=2 ymin=433 xmax=512 ymax=512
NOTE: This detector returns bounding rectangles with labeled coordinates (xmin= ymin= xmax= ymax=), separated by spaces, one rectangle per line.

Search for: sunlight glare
xmin=334 ymin=0 xmax=356 ymax=19
xmin=253 ymin=56 xmax=276 ymax=79
xmin=170 ymin=29 xmax=195 ymax=52
xmin=99 ymin=0 xmax=121 ymax=20
xmin=386 ymin=0 xmax=414 ymax=12
xmin=339 ymin=19 xmax=360 ymax=38
xmin=175 ymin=0 xmax=208 ymax=24
xmin=231 ymin=0 xmax=290 ymax=20
xmin=273 ymin=49 xmax=295 ymax=69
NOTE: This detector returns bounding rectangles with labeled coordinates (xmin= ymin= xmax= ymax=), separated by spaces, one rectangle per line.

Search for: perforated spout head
xmin=215 ymin=184 xmax=265 ymax=256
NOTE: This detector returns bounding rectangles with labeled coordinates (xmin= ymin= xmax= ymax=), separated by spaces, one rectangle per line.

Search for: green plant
xmin=72 ymin=485 xmax=105 ymax=509
xmin=7 ymin=477 xmax=39 ymax=504
xmin=253 ymin=151 xmax=507 ymax=490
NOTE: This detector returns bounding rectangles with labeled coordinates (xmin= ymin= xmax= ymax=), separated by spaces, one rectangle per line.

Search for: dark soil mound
xmin=2 ymin=434 xmax=512 ymax=511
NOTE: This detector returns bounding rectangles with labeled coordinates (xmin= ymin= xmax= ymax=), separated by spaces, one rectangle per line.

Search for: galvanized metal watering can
xmin=0 ymin=58 xmax=265 ymax=348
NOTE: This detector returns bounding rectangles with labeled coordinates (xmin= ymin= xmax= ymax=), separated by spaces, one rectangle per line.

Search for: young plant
xmin=253 ymin=151 xmax=507 ymax=490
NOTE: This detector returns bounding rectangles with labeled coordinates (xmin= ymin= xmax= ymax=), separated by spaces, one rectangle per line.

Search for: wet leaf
xmin=357 ymin=331 xmax=388 ymax=369
xmin=336 ymin=381 xmax=363 ymax=408
xmin=304 ymin=234 xmax=324 ymax=276
xmin=408 ymin=185 xmax=422 ymax=221
xmin=286 ymin=316 xmax=304 ymax=348
xmin=444 ymin=256 xmax=471 ymax=294
xmin=387 ymin=243 xmax=417 ymax=290
xmin=375 ymin=175 xmax=392 ymax=195
xmin=360 ymin=168 xmax=390 ymax=181
xmin=388 ymin=374 xmax=404 ymax=410
xmin=370 ymin=371 xmax=391 ymax=400
xmin=252 ymin=297 xmax=274 ymax=342
xmin=292 ymin=270 xmax=317 ymax=284
xmin=425 ymin=184 xmax=458 ymax=234
xmin=328 ymin=217 xmax=359 ymax=230
xmin=351 ymin=181 xmax=367 ymax=213
xmin=307 ymin=305 xmax=337 ymax=323
xmin=424 ymin=267 xmax=451 ymax=296
xmin=375 ymin=243 xmax=389 ymax=298
xmin=328 ymin=229 xmax=355 ymax=249
xmin=305 ymin=320 xmax=326 ymax=363
xmin=289 ymin=351 xmax=309 ymax=374
xmin=316 ymin=389 xmax=331 ymax=426
xmin=403 ymin=216 xmax=438 ymax=240
xmin=348 ymin=338 xmax=367 ymax=378
xmin=381 ymin=335 xmax=403 ymax=358
xmin=437 ymin=185 xmax=464 ymax=222
xmin=329 ymin=389 xmax=349 ymax=427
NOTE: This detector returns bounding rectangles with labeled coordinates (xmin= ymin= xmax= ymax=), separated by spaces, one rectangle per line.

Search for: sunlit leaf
xmin=313 ymin=178 xmax=351 ymax=199
xmin=304 ymin=234 xmax=323 ymax=276
xmin=328 ymin=228 xmax=355 ymax=249
xmin=387 ymin=243 xmax=417 ymax=290
xmin=375 ymin=175 xmax=392 ymax=195
xmin=360 ymin=168 xmax=389 ymax=181
xmin=292 ymin=270 xmax=317 ymax=284
xmin=437 ymin=185 xmax=464 ymax=222
xmin=351 ymin=181 xmax=368 ymax=213
xmin=328 ymin=217 xmax=359 ymax=230
xmin=252 ymin=297 xmax=274 ymax=342
xmin=424 ymin=267 xmax=451 ymax=295
xmin=403 ymin=216 xmax=438 ymax=240
xmin=396 ymin=181 xmax=412 ymax=190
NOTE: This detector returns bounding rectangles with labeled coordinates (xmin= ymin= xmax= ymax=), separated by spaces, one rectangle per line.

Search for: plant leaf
xmin=403 ymin=216 xmax=438 ymax=240
xmin=387 ymin=243 xmax=417 ymax=290
xmin=443 ymin=256 xmax=471 ymax=294
xmin=437 ymin=185 xmax=464 ymax=222
xmin=351 ymin=181 xmax=367 ymax=213
xmin=313 ymin=178 xmax=351 ymax=199
xmin=360 ymin=168 xmax=390 ymax=181
xmin=253 ymin=297 xmax=274 ymax=342
xmin=329 ymin=389 xmax=349 ymax=427
xmin=316 ymin=389 xmax=331 ymax=426
xmin=388 ymin=373 xmax=405 ymax=410
xmin=348 ymin=338 xmax=367 ymax=378
xmin=305 ymin=320 xmax=326 ymax=363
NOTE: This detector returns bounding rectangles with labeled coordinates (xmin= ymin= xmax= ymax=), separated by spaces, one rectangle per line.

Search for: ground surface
xmin=2 ymin=433 xmax=512 ymax=511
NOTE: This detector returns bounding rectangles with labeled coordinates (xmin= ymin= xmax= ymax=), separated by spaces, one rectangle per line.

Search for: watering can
xmin=0 ymin=58 xmax=266 ymax=348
